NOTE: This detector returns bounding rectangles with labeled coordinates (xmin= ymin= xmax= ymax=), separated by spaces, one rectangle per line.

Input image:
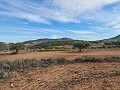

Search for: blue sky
xmin=0 ymin=0 xmax=120 ymax=42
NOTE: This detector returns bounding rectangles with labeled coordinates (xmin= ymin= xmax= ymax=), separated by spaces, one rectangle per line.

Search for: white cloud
xmin=90 ymin=26 xmax=111 ymax=33
xmin=53 ymin=0 xmax=120 ymax=22
xmin=105 ymin=21 xmax=120 ymax=29
xmin=50 ymin=35 xmax=60 ymax=39
xmin=17 ymin=13 xmax=50 ymax=24
xmin=0 ymin=36 xmax=43 ymax=43
xmin=112 ymin=23 xmax=120 ymax=29
xmin=0 ymin=26 xmax=65 ymax=35
xmin=115 ymin=30 xmax=120 ymax=32
xmin=67 ymin=30 xmax=95 ymax=35
xmin=53 ymin=0 xmax=119 ymax=14
xmin=0 ymin=0 xmax=76 ymax=23
xmin=0 ymin=0 xmax=120 ymax=24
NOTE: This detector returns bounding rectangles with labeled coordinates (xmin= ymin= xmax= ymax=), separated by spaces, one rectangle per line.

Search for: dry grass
xmin=0 ymin=49 xmax=120 ymax=61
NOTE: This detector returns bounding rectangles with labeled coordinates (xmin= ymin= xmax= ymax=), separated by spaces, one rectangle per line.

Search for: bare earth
xmin=0 ymin=62 xmax=120 ymax=90
xmin=0 ymin=49 xmax=120 ymax=90
xmin=0 ymin=49 xmax=120 ymax=61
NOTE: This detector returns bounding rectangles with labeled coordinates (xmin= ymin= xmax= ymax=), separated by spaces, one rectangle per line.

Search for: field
xmin=0 ymin=49 xmax=120 ymax=61
xmin=0 ymin=49 xmax=120 ymax=90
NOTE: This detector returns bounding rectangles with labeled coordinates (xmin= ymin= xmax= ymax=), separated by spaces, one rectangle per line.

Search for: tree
xmin=104 ymin=41 xmax=120 ymax=48
xmin=9 ymin=43 xmax=25 ymax=54
xmin=73 ymin=42 xmax=90 ymax=52
xmin=112 ymin=40 xmax=120 ymax=48
xmin=0 ymin=42 xmax=7 ymax=51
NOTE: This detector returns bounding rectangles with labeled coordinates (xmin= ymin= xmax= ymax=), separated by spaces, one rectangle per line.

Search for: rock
xmin=10 ymin=83 xmax=14 ymax=88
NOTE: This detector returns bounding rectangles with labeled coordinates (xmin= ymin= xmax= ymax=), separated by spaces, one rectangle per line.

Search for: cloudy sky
xmin=0 ymin=0 xmax=120 ymax=42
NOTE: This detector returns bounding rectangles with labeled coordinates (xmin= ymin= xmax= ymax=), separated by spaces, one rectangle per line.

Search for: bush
xmin=9 ymin=43 xmax=25 ymax=54
xmin=0 ymin=42 xmax=7 ymax=51
xmin=2 ymin=71 xmax=19 ymax=79
xmin=56 ymin=58 xmax=67 ymax=65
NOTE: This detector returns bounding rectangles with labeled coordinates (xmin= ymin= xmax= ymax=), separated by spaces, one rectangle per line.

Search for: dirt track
xmin=0 ymin=49 xmax=120 ymax=61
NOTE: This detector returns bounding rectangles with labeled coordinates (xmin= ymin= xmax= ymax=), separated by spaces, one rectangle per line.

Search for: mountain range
xmin=24 ymin=34 xmax=120 ymax=44
xmin=24 ymin=37 xmax=72 ymax=44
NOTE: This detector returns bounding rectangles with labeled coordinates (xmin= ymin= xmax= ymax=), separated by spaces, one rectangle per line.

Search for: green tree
xmin=0 ymin=42 xmax=7 ymax=51
xmin=73 ymin=42 xmax=90 ymax=52
xmin=9 ymin=43 xmax=25 ymax=54
xmin=112 ymin=40 xmax=120 ymax=48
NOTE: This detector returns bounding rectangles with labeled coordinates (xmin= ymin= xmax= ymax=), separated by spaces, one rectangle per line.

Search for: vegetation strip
xmin=0 ymin=56 xmax=120 ymax=79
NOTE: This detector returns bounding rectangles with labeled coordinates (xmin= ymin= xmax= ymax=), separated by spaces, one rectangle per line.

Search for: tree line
xmin=0 ymin=40 xmax=120 ymax=54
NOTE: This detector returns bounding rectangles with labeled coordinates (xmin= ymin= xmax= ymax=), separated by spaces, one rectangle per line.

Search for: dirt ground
xmin=0 ymin=49 xmax=120 ymax=90
xmin=0 ymin=62 xmax=120 ymax=90
xmin=0 ymin=49 xmax=120 ymax=61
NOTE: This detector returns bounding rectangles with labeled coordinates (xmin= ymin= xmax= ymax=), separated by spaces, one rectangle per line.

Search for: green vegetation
xmin=9 ymin=43 xmax=25 ymax=54
xmin=31 ymin=40 xmax=120 ymax=51
xmin=0 ymin=42 xmax=7 ymax=52
xmin=31 ymin=40 xmax=76 ymax=49
xmin=1 ymin=40 xmax=120 ymax=54
xmin=104 ymin=40 xmax=120 ymax=48
xmin=73 ymin=42 xmax=90 ymax=52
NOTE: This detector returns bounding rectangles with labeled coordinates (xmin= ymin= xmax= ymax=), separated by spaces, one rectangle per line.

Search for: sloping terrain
xmin=0 ymin=62 xmax=120 ymax=90
xmin=102 ymin=34 xmax=120 ymax=41
xmin=110 ymin=34 xmax=120 ymax=40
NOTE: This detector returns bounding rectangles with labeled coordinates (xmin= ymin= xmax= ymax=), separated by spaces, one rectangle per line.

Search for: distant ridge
xmin=110 ymin=34 xmax=120 ymax=40
xmin=102 ymin=34 xmax=120 ymax=41
xmin=24 ymin=37 xmax=73 ymax=44
xmin=24 ymin=34 xmax=120 ymax=44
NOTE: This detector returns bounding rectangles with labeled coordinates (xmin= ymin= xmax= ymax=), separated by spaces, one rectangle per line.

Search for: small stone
xmin=10 ymin=83 xmax=14 ymax=88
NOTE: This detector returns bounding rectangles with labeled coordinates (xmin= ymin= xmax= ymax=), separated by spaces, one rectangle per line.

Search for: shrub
xmin=0 ymin=71 xmax=19 ymax=79
xmin=56 ymin=58 xmax=67 ymax=65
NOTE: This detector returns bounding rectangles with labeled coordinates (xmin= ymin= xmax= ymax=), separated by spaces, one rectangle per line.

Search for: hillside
xmin=102 ymin=34 xmax=120 ymax=42
xmin=23 ymin=34 xmax=120 ymax=45
xmin=24 ymin=37 xmax=73 ymax=44
xmin=110 ymin=34 xmax=120 ymax=40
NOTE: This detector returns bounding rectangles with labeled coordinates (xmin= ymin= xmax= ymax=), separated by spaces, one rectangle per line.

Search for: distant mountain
xmin=109 ymin=34 xmax=120 ymax=40
xmin=24 ymin=37 xmax=73 ymax=44
xmin=102 ymin=34 xmax=120 ymax=42
xmin=24 ymin=34 xmax=120 ymax=44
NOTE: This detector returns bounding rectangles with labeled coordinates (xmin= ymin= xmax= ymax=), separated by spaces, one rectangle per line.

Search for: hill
xmin=109 ymin=34 xmax=120 ymax=40
xmin=24 ymin=34 xmax=120 ymax=44
xmin=24 ymin=37 xmax=73 ymax=44
xmin=100 ymin=34 xmax=120 ymax=42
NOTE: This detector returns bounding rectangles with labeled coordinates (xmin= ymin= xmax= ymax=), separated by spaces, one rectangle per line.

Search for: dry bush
xmin=2 ymin=71 xmax=19 ymax=79
xmin=0 ymin=56 xmax=120 ymax=79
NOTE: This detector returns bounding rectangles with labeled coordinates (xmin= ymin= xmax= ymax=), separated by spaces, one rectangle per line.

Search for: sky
xmin=0 ymin=0 xmax=120 ymax=42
